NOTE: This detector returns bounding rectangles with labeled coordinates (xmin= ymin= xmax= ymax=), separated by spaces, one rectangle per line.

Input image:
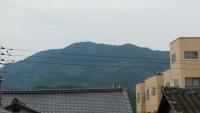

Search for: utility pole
xmin=0 ymin=75 xmax=4 ymax=106
xmin=0 ymin=46 xmax=5 ymax=107
xmin=0 ymin=45 xmax=13 ymax=107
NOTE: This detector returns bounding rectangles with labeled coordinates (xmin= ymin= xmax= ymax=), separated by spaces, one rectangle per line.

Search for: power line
xmin=9 ymin=54 xmax=170 ymax=64
xmin=3 ymin=46 xmax=200 ymax=70
xmin=10 ymin=60 xmax=169 ymax=69
xmin=11 ymin=53 xmax=200 ymax=66
xmin=5 ymin=51 xmax=200 ymax=67
xmin=0 ymin=54 xmax=198 ymax=71
xmin=3 ymin=52 xmax=200 ymax=68
xmin=3 ymin=57 xmax=200 ymax=70
xmin=0 ymin=46 xmax=170 ymax=61
xmin=4 ymin=46 xmax=200 ymax=66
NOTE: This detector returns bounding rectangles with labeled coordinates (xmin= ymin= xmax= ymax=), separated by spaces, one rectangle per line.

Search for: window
xmin=171 ymin=54 xmax=176 ymax=63
xmin=174 ymin=79 xmax=179 ymax=87
xmin=146 ymin=89 xmax=150 ymax=100
xmin=166 ymin=82 xmax=170 ymax=87
xmin=141 ymin=92 xmax=145 ymax=102
xmin=151 ymin=87 xmax=156 ymax=96
xmin=185 ymin=77 xmax=200 ymax=87
xmin=184 ymin=51 xmax=198 ymax=59
xmin=137 ymin=93 xmax=140 ymax=103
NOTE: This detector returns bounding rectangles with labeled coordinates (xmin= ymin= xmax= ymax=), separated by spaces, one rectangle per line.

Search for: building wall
xmin=136 ymin=83 xmax=146 ymax=113
xmin=170 ymin=39 xmax=182 ymax=87
xmin=170 ymin=37 xmax=200 ymax=87
xmin=145 ymin=75 xmax=163 ymax=113
xmin=163 ymin=70 xmax=171 ymax=87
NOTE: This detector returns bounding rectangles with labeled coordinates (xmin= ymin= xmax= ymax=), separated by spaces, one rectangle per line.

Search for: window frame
xmin=166 ymin=82 xmax=170 ymax=87
xmin=146 ymin=89 xmax=150 ymax=100
xmin=137 ymin=92 xmax=140 ymax=103
xmin=141 ymin=92 xmax=145 ymax=102
xmin=151 ymin=87 xmax=156 ymax=96
xmin=184 ymin=51 xmax=199 ymax=59
xmin=174 ymin=79 xmax=179 ymax=87
xmin=185 ymin=77 xmax=200 ymax=87
xmin=171 ymin=53 xmax=176 ymax=63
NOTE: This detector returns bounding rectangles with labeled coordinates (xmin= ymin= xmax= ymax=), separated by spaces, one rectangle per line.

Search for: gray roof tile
xmin=0 ymin=108 xmax=11 ymax=113
xmin=158 ymin=87 xmax=200 ymax=113
xmin=1 ymin=88 xmax=133 ymax=113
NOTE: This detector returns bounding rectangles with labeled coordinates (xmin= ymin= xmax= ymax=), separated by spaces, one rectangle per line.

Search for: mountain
xmin=1 ymin=42 xmax=169 ymax=90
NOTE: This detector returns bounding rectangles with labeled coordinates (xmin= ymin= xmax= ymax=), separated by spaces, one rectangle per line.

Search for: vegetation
xmin=0 ymin=42 xmax=169 ymax=107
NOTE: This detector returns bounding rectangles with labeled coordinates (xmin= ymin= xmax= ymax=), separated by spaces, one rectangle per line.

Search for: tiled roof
xmin=5 ymin=98 xmax=40 ymax=113
xmin=1 ymin=88 xmax=133 ymax=113
xmin=0 ymin=108 xmax=11 ymax=113
xmin=158 ymin=87 xmax=200 ymax=113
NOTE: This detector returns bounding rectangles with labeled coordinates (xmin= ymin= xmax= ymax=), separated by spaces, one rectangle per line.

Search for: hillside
xmin=1 ymin=42 xmax=169 ymax=89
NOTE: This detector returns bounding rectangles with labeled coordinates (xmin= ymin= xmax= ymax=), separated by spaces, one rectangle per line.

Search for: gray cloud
xmin=1 ymin=0 xmax=200 ymax=53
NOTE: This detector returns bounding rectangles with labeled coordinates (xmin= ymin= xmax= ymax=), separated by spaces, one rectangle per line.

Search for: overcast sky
xmin=1 ymin=0 xmax=200 ymax=53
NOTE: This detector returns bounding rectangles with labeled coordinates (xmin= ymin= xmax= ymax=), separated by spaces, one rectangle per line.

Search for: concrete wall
xmin=145 ymin=75 xmax=163 ymax=113
xmin=163 ymin=70 xmax=171 ymax=87
xmin=170 ymin=37 xmax=200 ymax=87
xmin=136 ymin=83 xmax=146 ymax=113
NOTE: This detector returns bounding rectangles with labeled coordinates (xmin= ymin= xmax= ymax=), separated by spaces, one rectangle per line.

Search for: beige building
xmin=169 ymin=37 xmax=200 ymax=88
xmin=144 ymin=74 xmax=163 ymax=113
xmin=136 ymin=37 xmax=200 ymax=113
xmin=136 ymin=83 xmax=146 ymax=113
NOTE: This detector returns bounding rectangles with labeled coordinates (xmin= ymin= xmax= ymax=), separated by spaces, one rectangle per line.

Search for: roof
xmin=0 ymin=88 xmax=133 ymax=113
xmin=158 ymin=87 xmax=200 ymax=113
xmin=170 ymin=37 xmax=200 ymax=45
xmin=0 ymin=108 xmax=11 ymax=113
xmin=5 ymin=98 xmax=40 ymax=113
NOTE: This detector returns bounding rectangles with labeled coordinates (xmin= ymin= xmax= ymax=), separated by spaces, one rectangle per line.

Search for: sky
xmin=1 ymin=0 xmax=200 ymax=53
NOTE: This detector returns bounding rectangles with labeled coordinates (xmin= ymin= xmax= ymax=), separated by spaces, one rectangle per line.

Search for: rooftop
xmin=0 ymin=88 xmax=133 ymax=113
xmin=158 ymin=87 xmax=200 ymax=113
xmin=170 ymin=37 xmax=200 ymax=45
xmin=0 ymin=108 xmax=11 ymax=113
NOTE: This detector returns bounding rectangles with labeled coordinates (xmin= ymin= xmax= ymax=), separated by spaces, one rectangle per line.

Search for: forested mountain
xmin=1 ymin=42 xmax=169 ymax=90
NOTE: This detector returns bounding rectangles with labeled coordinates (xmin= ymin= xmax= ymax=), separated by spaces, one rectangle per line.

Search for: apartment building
xmin=167 ymin=37 xmax=200 ymax=88
xmin=136 ymin=37 xmax=200 ymax=113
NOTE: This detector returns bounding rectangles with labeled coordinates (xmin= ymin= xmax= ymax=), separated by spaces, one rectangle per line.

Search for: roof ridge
xmin=1 ymin=88 xmax=126 ymax=94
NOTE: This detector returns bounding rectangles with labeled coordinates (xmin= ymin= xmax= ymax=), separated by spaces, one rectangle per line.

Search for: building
xmin=144 ymin=74 xmax=163 ymax=113
xmin=167 ymin=37 xmax=200 ymax=88
xmin=0 ymin=88 xmax=133 ymax=113
xmin=136 ymin=37 xmax=200 ymax=113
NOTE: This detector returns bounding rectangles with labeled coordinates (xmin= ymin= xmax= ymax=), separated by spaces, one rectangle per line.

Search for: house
xmin=0 ymin=88 xmax=133 ymax=113
xmin=157 ymin=87 xmax=200 ymax=113
xmin=136 ymin=37 xmax=200 ymax=113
